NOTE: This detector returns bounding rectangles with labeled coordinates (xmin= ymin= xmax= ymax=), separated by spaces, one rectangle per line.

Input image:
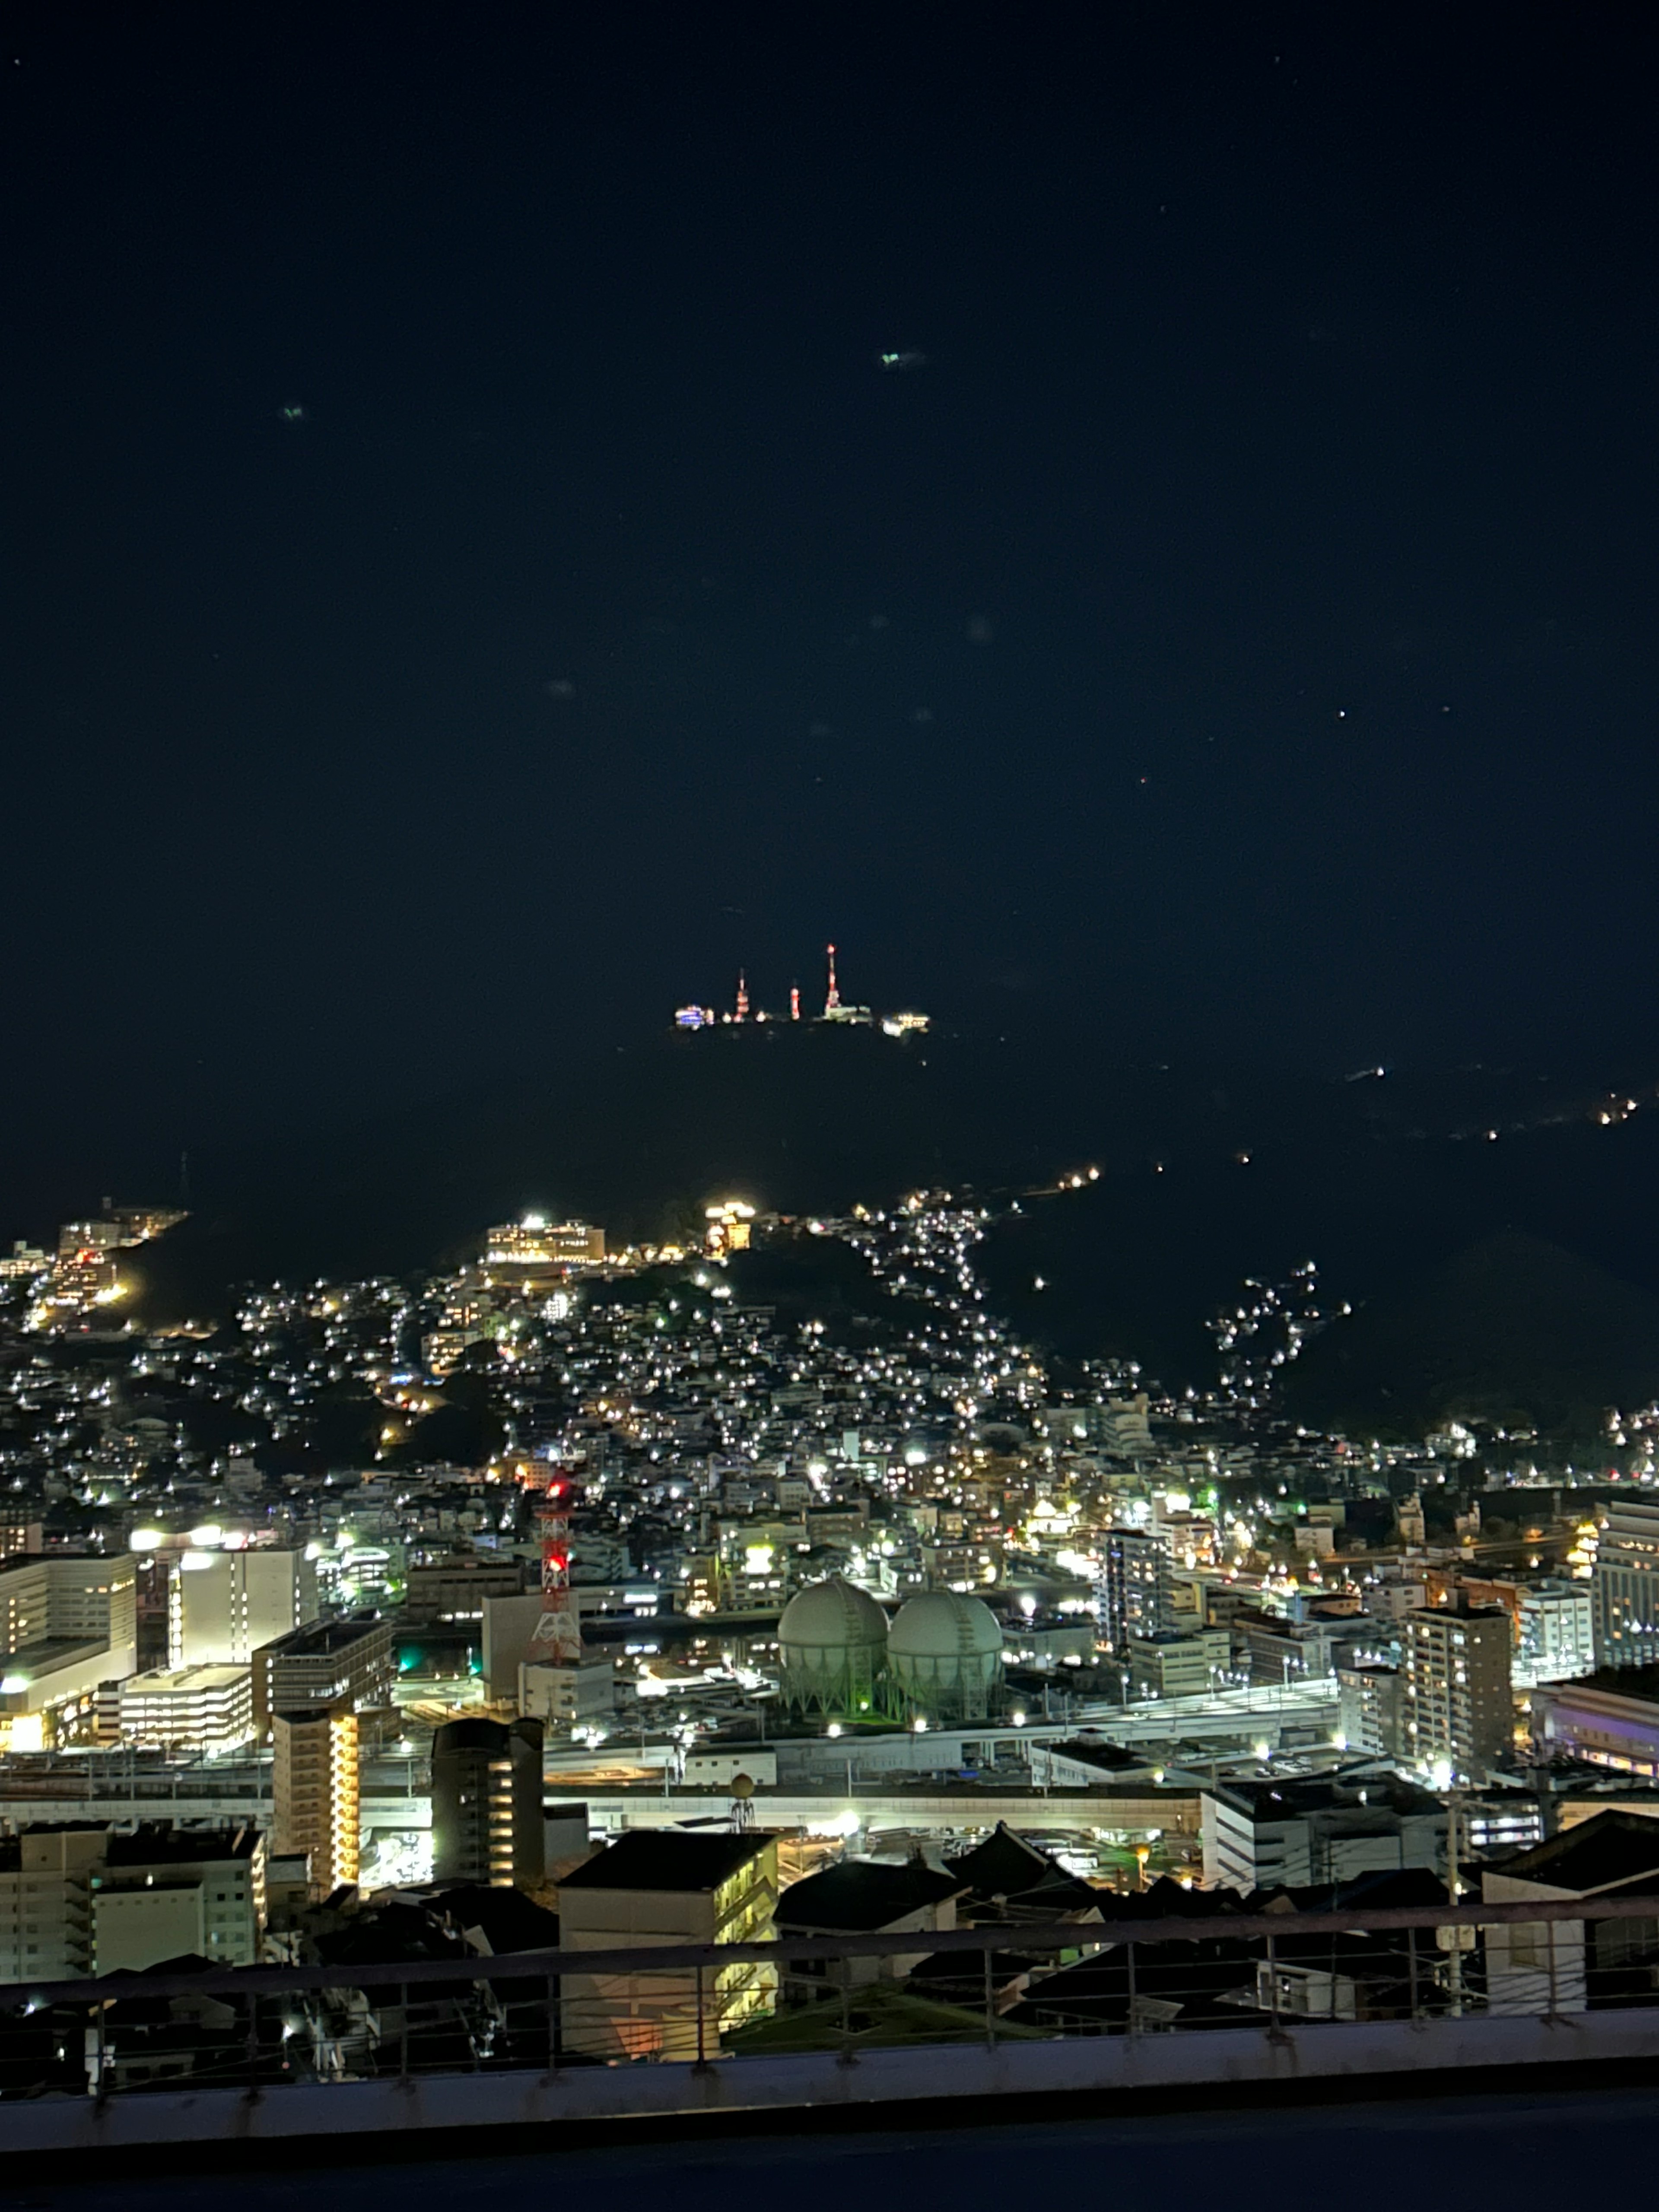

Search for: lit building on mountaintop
xmin=671 ymin=943 xmax=925 ymax=1034
xmin=705 ymin=1200 xmax=755 ymax=1256
xmin=28 ymin=1200 xmax=188 ymax=1331
xmin=484 ymin=1216 xmax=605 ymax=1268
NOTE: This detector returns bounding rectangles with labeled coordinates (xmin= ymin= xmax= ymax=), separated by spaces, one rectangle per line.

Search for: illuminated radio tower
xmin=523 ymin=1467 xmax=583 ymax=1662
xmin=790 ymin=982 xmax=801 ymax=1021
xmin=735 ymin=970 xmax=750 ymax=1022
xmin=824 ymin=943 xmax=840 ymax=1016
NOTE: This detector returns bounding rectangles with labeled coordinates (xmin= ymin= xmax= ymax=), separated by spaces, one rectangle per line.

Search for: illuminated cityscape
xmin=0 ymin=1174 xmax=1655 ymax=2057
xmin=6 ymin=0 xmax=1658 ymax=2174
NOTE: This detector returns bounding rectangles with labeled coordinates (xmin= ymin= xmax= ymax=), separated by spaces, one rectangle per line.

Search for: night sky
xmin=6 ymin=5 xmax=1658 ymax=1216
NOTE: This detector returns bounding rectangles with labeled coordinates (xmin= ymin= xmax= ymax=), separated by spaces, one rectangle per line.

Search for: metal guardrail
xmin=4 ymin=1891 xmax=1653 ymax=2005
xmin=3 ymin=1892 xmax=1655 ymax=2099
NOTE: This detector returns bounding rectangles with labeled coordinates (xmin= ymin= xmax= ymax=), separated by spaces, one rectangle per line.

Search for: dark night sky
xmin=5 ymin=4 xmax=1659 ymax=1215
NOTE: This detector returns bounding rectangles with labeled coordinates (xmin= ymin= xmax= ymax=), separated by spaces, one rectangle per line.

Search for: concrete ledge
xmin=3 ymin=2009 xmax=1657 ymax=2158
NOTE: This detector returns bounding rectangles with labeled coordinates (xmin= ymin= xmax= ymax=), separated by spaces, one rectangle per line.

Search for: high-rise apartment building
xmin=272 ymin=1703 xmax=360 ymax=1893
xmin=1404 ymin=1595 xmax=1515 ymax=1781
xmin=1592 ymin=1502 xmax=1659 ymax=1669
xmin=169 ymin=1547 xmax=318 ymax=1668
xmin=1520 ymin=1578 xmax=1595 ymax=1682
xmin=1097 ymin=1527 xmax=1174 ymax=1655
xmin=431 ymin=1715 xmax=545 ymax=1888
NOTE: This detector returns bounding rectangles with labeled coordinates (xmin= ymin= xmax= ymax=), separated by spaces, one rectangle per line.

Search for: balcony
xmin=3 ymin=1892 xmax=1659 ymax=2158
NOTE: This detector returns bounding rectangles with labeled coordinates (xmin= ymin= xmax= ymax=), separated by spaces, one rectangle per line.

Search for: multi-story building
xmin=430 ymin=1715 xmax=544 ymax=1888
xmin=0 ymin=1554 xmax=138 ymax=1656
xmin=1404 ymin=1595 xmax=1514 ymax=1781
xmin=559 ymin=1830 xmax=778 ymax=2060
xmin=519 ymin=1656 xmax=616 ymax=1731
xmin=403 ymin=1557 xmax=525 ymax=1624
xmin=117 ymin=1664 xmax=254 ymax=1753
xmin=1520 ymin=1579 xmax=1595 ymax=1683
xmin=1593 ymin=1503 xmax=1659 ymax=1669
xmin=483 ymin=1217 xmax=604 ymax=1268
xmin=92 ymin=1825 xmax=264 ymax=1972
xmin=1128 ymin=1628 xmax=1229 ymax=1700
xmin=0 ymin=1555 xmax=138 ymax=1749
xmin=1201 ymin=1774 xmax=1446 ymax=1894
xmin=1097 ymin=1528 xmax=1173 ymax=1655
xmin=1531 ymin=1668 xmax=1659 ymax=1775
xmin=1338 ymin=1661 xmax=1405 ymax=1760
xmin=272 ymin=1702 xmax=360 ymax=1893
xmin=0 ymin=1823 xmax=263 ymax=1980
xmin=251 ymin=1613 xmax=395 ymax=1730
xmin=169 ymin=1547 xmax=318 ymax=1667
xmin=0 ymin=1825 xmax=106 ymax=1979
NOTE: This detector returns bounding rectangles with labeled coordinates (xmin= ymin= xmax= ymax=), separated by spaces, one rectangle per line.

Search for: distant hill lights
xmin=675 ymin=944 xmax=928 ymax=1037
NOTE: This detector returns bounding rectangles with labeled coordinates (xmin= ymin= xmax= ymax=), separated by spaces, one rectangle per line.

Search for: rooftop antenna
xmin=790 ymin=982 xmax=801 ymax=1022
xmin=824 ymin=943 xmax=840 ymax=1016
xmin=735 ymin=970 xmax=750 ymax=1022
xmin=179 ymin=1150 xmax=191 ymax=1205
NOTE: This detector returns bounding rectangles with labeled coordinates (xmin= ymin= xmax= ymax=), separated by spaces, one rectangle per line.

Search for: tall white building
xmin=169 ymin=1548 xmax=318 ymax=1668
xmin=1592 ymin=1502 xmax=1659 ymax=1669
xmin=1520 ymin=1580 xmax=1595 ymax=1683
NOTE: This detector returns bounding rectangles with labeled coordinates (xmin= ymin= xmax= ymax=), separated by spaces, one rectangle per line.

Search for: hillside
xmin=1280 ymin=1232 xmax=1659 ymax=1440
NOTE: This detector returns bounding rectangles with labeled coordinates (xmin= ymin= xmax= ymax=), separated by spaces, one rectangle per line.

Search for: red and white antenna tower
xmin=790 ymin=982 xmax=801 ymax=1021
xmin=523 ymin=1466 xmax=583 ymax=1662
xmin=824 ymin=943 xmax=840 ymax=1015
xmin=735 ymin=970 xmax=750 ymax=1022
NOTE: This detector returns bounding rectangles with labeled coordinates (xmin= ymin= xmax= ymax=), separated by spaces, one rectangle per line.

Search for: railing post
xmin=1407 ymin=1927 xmax=1420 ymax=2021
xmin=544 ymin=1971 xmax=558 ymax=2080
xmin=1547 ymin=1920 xmax=1559 ymax=2020
xmin=1125 ymin=1939 xmax=1137 ymax=2039
xmin=837 ymin=1957 xmax=856 ymax=2066
xmin=399 ymin=1980 xmax=410 ymax=2083
xmin=245 ymin=1992 xmax=261 ymax=2098
xmin=695 ymin=1964 xmax=707 ymax=2069
xmin=1266 ymin=1936 xmax=1280 ymax=2033
xmin=982 ymin=1944 xmax=995 ymax=2050
xmin=94 ymin=1999 xmax=108 ymax=2106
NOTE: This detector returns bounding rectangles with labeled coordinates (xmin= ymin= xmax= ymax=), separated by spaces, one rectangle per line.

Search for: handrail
xmin=4 ymin=1891 xmax=1655 ymax=2010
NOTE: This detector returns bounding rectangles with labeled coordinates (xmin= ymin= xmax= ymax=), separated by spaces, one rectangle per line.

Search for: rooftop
xmin=257 ymin=1613 xmax=388 ymax=1660
xmin=121 ymin=1665 xmax=251 ymax=1694
xmin=104 ymin=1823 xmax=261 ymax=1867
xmin=560 ymin=1829 xmax=772 ymax=1894
xmin=1488 ymin=1808 xmax=1659 ymax=1894
xmin=778 ymin=1857 xmax=962 ymax=1932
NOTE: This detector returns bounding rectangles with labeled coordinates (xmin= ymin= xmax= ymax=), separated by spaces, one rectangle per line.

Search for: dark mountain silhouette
xmin=1280 ymin=1233 xmax=1659 ymax=1441
xmin=67 ymin=1018 xmax=1659 ymax=1447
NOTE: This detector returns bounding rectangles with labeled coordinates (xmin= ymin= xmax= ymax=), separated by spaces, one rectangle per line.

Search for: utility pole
xmin=1443 ymin=1783 xmax=1468 ymax=2018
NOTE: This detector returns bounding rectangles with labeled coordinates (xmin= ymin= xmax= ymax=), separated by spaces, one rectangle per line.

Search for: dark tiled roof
xmin=559 ymin=1828 xmax=772 ymax=1893
xmin=1487 ymin=1809 xmax=1659 ymax=1895
xmin=778 ymin=1858 xmax=962 ymax=1932
xmin=946 ymin=1821 xmax=1052 ymax=1891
